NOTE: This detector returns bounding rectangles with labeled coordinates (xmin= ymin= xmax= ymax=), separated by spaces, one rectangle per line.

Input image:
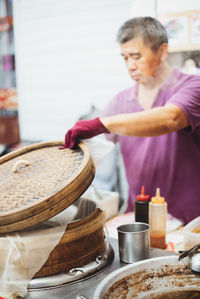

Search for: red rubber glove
xmin=61 ymin=117 xmax=109 ymax=149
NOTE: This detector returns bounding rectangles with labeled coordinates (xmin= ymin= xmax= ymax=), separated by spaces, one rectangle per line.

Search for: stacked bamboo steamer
xmin=0 ymin=141 xmax=105 ymax=277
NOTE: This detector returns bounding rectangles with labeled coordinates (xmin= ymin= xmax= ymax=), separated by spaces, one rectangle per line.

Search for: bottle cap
xmin=151 ymin=187 xmax=165 ymax=204
xmin=136 ymin=186 xmax=150 ymax=202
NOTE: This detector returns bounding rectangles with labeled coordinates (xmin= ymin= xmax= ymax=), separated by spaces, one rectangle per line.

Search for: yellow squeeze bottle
xmin=149 ymin=188 xmax=167 ymax=249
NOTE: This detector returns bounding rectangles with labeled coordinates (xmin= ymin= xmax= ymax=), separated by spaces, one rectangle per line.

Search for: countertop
xmin=26 ymin=237 xmax=175 ymax=299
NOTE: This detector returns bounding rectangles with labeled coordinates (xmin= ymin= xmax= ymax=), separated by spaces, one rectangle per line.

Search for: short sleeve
xmin=101 ymin=95 xmax=119 ymax=143
xmin=167 ymin=75 xmax=200 ymax=131
xmin=100 ymin=86 xmax=137 ymax=143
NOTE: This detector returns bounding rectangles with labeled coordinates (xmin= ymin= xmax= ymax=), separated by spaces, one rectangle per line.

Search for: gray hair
xmin=117 ymin=17 xmax=168 ymax=52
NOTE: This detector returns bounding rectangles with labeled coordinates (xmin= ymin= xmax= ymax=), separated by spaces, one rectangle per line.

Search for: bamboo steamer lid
xmin=0 ymin=141 xmax=95 ymax=233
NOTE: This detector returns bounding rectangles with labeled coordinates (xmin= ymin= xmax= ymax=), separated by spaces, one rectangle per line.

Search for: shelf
xmin=0 ymin=16 xmax=13 ymax=33
xmin=169 ymin=45 xmax=200 ymax=53
xmin=0 ymin=109 xmax=17 ymax=116
xmin=0 ymin=114 xmax=20 ymax=145
xmin=0 ymin=0 xmax=19 ymax=145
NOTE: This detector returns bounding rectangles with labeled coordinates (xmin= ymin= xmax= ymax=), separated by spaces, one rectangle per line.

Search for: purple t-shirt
xmin=102 ymin=68 xmax=200 ymax=224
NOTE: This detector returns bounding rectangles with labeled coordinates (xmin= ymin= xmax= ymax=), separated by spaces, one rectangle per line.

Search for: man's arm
xmin=61 ymin=104 xmax=189 ymax=149
xmin=100 ymin=104 xmax=189 ymax=137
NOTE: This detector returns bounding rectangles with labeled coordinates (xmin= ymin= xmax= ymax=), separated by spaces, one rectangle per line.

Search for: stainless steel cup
xmin=117 ymin=222 xmax=150 ymax=263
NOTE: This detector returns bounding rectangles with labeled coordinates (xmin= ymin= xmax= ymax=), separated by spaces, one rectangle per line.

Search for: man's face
xmin=120 ymin=37 xmax=165 ymax=84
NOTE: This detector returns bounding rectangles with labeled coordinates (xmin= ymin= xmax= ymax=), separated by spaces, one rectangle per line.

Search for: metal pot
xmin=93 ymin=256 xmax=200 ymax=298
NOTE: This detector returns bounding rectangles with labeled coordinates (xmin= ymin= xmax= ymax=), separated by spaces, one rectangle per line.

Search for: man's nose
xmin=127 ymin=58 xmax=137 ymax=70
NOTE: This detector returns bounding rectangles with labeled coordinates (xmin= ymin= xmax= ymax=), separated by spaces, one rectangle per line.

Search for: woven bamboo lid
xmin=0 ymin=141 xmax=95 ymax=233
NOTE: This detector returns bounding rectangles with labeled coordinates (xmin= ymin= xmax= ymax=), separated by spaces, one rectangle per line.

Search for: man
xmin=62 ymin=17 xmax=200 ymax=224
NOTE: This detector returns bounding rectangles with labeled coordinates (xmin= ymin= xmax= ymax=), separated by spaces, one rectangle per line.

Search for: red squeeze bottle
xmin=134 ymin=186 xmax=150 ymax=224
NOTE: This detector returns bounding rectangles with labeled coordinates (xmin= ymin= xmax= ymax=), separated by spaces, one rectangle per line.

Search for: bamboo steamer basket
xmin=35 ymin=207 xmax=105 ymax=278
xmin=0 ymin=141 xmax=106 ymax=277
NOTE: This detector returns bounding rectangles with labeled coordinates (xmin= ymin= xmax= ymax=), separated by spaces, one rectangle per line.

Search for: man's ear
xmin=159 ymin=43 xmax=168 ymax=62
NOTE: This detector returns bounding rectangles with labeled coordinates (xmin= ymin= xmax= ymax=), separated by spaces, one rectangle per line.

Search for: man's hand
xmin=61 ymin=117 xmax=109 ymax=149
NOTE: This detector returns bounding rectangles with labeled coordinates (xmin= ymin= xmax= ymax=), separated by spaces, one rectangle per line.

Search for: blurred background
xmin=0 ymin=0 xmax=200 ymax=145
xmin=0 ymin=0 xmax=200 ymax=209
